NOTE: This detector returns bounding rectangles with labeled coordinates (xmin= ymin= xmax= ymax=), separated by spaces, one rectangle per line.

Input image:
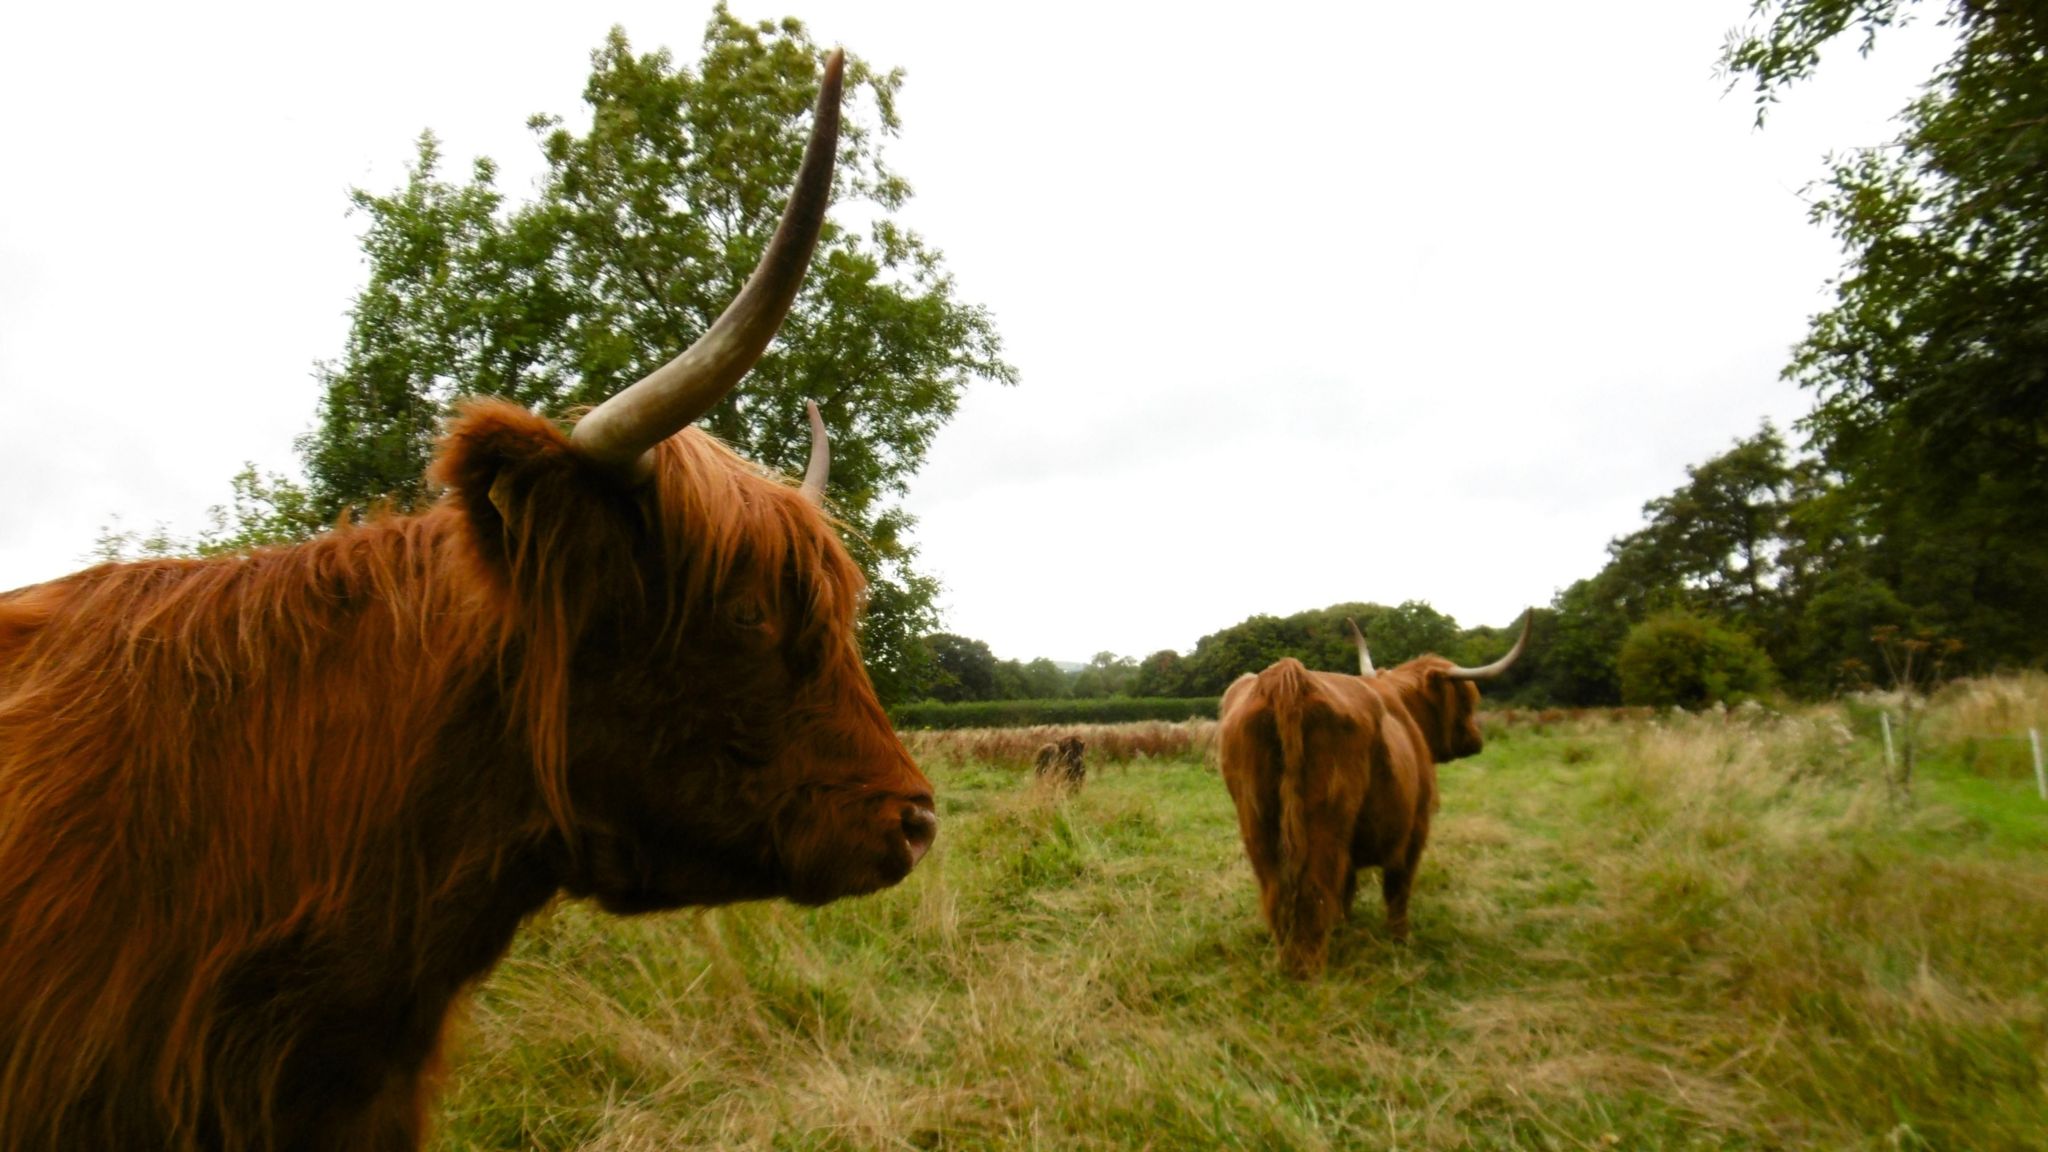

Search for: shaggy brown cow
xmin=0 ymin=52 xmax=936 ymax=1152
xmin=1033 ymin=735 xmax=1087 ymax=790
xmin=1217 ymin=611 xmax=1530 ymax=978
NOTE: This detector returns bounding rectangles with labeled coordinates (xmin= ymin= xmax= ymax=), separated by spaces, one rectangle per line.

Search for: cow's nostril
xmin=901 ymin=804 xmax=938 ymax=861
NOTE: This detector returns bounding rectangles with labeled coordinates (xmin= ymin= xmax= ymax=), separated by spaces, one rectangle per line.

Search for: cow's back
xmin=0 ymin=533 xmax=539 ymax=1150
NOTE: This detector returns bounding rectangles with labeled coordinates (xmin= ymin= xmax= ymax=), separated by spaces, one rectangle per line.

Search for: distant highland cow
xmin=1034 ymin=735 xmax=1087 ymax=790
xmin=1218 ymin=611 xmax=1531 ymax=978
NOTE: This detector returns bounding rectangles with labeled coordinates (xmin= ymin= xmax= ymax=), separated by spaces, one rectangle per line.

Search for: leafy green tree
xmin=1174 ymin=600 xmax=1468 ymax=696
xmin=987 ymin=661 xmax=1026 ymax=702
xmin=1005 ymin=657 xmax=1072 ymax=701
xmin=1538 ymin=576 xmax=1632 ymax=707
xmin=92 ymin=466 xmax=322 ymax=564
xmin=1541 ymin=426 xmax=1894 ymax=701
xmin=921 ymin=633 xmax=999 ymax=703
xmin=977 ymin=656 xmax=1071 ymax=702
xmin=287 ymin=8 xmax=1011 ymax=704
xmin=1359 ymin=601 xmax=1463 ymax=667
xmin=1723 ymin=0 xmax=2048 ymax=670
xmin=1070 ymin=652 xmax=1138 ymax=699
xmin=1617 ymin=611 xmax=1778 ymax=709
xmin=1132 ymin=649 xmax=1192 ymax=698
xmin=1183 ymin=610 xmax=1329 ymax=695
xmin=1631 ymin=425 xmax=1795 ymax=622
xmin=1183 ymin=613 xmax=1295 ymax=695
xmin=1594 ymin=426 xmax=1797 ymax=636
xmin=1785 ymin=567 xmax=1911 ymax=694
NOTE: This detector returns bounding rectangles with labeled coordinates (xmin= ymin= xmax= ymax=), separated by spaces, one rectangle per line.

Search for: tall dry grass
xmin=900 ymin=719 xmax=1218 ymax=773
xmin=1924 ymin=670 xmax=2048 ymax=742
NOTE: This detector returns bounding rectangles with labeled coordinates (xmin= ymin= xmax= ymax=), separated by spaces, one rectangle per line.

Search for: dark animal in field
xmin=0 ymin=51 xmax=936 ymax=1152
xmin=1033 ymin=735 xmax=1087 ymax=789
xmin=1217 ymin=610 xmax=1530 ymax=978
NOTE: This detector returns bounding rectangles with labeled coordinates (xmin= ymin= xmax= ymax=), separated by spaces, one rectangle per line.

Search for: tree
xmin=1183 ymin=613 xmax=1297 ymax=696
xmin=1722 ymin=1 xmax=2048 ymax=671
xmin=1173 ymin=600 xmax=1469 ymax=697
xmin=1132 ymin=649 xmax=1192 ymax=698
xmin=92 ymin=465 xmax=321 ymax=564
xmin=1616 ymin=611 xmax=1779 ymax=709
xmin=288 ymin=8 xmax=1011 ymax=703
xmin=1628 ymin=425 xmax=1795 ymax=621
xmin=985 ymin=657 xmax=1070 ymax=701
xmin=1538 ymin=424 xmax=1918 ymax=701
xmin=1070 ymin=652 xmax=1138 ymax=699
xmin=1591 ymin=426 xmax=1798 ymax=644
xmin=921 ymin=633 xmax=999 ymax=703
xmin=1359 ymin=601 xmax=1462 ymax=667
xmin=1183 ymin=609 xmax=1337 ymax=696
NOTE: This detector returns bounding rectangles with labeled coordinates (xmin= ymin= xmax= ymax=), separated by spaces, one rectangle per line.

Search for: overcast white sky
xmin=0 ymin=1 xmax=1953 ymax=663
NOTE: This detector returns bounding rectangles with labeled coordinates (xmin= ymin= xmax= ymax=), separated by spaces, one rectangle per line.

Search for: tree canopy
xmin=1721 ymin=0 xmax=2048 ymax=670
xmin=1539 ymin=425 xmax=1909 ymax=703
xmin=198 ymin=8 xmax=1012 ymax=702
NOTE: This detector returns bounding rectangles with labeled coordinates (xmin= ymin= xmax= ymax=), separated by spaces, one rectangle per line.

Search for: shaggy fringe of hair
xmin=0 ymin=399 xmax=861 ymax=1150
xmin=1265 ymin=661 xmax=1315 ymax=949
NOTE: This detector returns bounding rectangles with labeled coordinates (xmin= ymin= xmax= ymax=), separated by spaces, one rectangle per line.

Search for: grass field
xmin=430 ymin=679 xmax=2048 ymax=1150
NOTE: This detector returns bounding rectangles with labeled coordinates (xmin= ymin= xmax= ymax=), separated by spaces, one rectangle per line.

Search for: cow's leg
xmin=1381 ymin=806 xmax=1432 ymax=943
xmin=1380 ymin=865 xmax=1414 ymax=942
xmin=1341 ymin=867 xmax=1360 ymax=919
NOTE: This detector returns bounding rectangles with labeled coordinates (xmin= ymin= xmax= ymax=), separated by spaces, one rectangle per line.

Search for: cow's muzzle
xmin=900 ymin=795 xmax=938 ymax=866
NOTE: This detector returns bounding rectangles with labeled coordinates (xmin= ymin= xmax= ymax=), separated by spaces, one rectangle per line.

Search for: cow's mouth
xmin=780 ymin=793 xmax=937 ymax=905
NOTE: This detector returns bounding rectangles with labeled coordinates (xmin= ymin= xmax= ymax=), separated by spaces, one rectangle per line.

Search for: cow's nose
xmin=901 ymin=801 xmax=938 ymax=865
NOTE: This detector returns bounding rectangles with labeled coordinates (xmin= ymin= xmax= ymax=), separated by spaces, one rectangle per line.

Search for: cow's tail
xmin=1263 ymin=659 xmax=1316 ymax=954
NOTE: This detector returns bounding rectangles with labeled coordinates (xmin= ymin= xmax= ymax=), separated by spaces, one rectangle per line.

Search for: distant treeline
xmin=913 ymin=601 xmax=1544 ymax=710
xmin=914 ymin=422 xmax=2043 ymax=713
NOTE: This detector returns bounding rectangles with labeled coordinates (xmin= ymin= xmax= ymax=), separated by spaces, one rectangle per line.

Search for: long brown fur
xmin=1217 ymin=652 xmax=1487 ymax=979
xmin=0 ymin=400 xmax=933 ymax=1151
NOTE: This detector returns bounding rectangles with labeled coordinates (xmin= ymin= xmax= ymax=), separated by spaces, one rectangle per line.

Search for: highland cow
xmin=1033 ymin=735 xmax=1087 ymax=789
xmin=1217 ymin=611 xmax=1529 ymax=977
xmin=0 ymin=51 xmax=936 ymax=1151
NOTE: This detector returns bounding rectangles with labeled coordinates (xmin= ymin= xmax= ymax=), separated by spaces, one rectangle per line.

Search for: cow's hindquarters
xmin=1219 ymin=661 xmax=1372 ymax=979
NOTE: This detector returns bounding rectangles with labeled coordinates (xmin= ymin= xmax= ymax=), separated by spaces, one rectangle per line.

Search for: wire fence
xmin=1879 ymin=712 xmax=2045 ymax=801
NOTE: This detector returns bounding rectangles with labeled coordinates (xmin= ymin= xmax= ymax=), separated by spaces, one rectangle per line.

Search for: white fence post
xmin=2031 ymin=728 xmax=2045 ymax=802
xmin=1881 ymin=712 xmax=1896 ymax=772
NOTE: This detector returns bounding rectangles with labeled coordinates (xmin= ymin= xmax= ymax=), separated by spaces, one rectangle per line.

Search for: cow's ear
xmin=432 ymin=400 xmax=635 ymax=584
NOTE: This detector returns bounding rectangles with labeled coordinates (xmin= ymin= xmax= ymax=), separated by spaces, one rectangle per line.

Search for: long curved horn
xmin=800 ymin=399 xmax=829 ymax=503
xmin=1344 ymin=616 xmax=1376 ymax=677
xmin=1448 ymin=608 xmax=1532 ymax=681
xmin=570 ymin=49 xmax=845 ymax=480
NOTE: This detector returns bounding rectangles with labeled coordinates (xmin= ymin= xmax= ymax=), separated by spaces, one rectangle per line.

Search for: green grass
xmin=431 ymin=698 xmax=2048 ymax=1150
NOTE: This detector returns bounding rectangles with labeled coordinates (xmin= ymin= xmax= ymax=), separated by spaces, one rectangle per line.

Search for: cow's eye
xmin=729 ymin=602 xmax=768 ymax=630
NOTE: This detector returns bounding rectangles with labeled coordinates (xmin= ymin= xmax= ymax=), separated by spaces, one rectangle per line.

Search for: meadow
xmin=430 ymin=678 xmax=2048 ymax=1150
